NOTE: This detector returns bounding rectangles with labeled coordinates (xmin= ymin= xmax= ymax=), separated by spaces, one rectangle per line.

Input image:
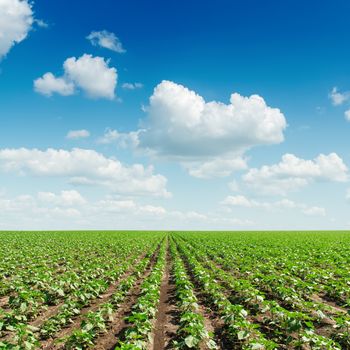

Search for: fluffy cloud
xmin=66 ymin=129 xmax=90 ymax=139
xmin=221 ymin=195 xmax=326 ymax=216
xmin=222 ymin=195 xmax=257 ymax=207
xmin=64 ymin=54 xmax=117 ymax=99
xmin=37 ymin=190 xmax=86 ymax=206
xmin=0 ymin=0 xmax=33 ymax=58
xmin=34 ymin=54 xmax=117 ymax=99
xmin=0 ymin=148 xmax=170 ymax=197
xmin=122 ymin=82 xmax=143 ymax=90
xmin=302 ymin=206 xmax=326 ymax=216
xmin=243 ymin=153 xmax=348 ymax=195
xmin=329 ymin=87 xmax=350 ymax=106
xmin=87 ymin=30 xmax=125 ymax=53
xmin=34 ymin=72 xmax=75 ymax=96
xmin=0 ymin=191 xmax=253 ymax=230
xmin=130 ymin=80 xmax=286 ymax=178
xmin=97 ymin=128 xmax=140 ymax=148
xmin=0 ymin=193 xmax=81 ymax=222
xmin=187 ymin=157 xmax=247 ymax=179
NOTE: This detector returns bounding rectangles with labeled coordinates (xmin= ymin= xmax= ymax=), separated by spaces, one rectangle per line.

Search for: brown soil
xmin=310 ymin=293 xmax=349 ymax=315
xmin=0 ymin=296 xmax=9 ymax=308
xmin=196 ymin=301 xmax=224 ymax=350
xmin=175 ymin=246 xmax=223 ymax=349
xmin=0 ymin=251 xmax=151 ymax=344
xmin=88 ymin=275 xmax=145 ymax=350
xmin=196 ymin=246 xmax=344 ymax=327
xmin=38 ymin=245 xmax=161 ymax=350
xmin=92 ymin=244 xmax=162 ymax=350
xmin=199 ymin=253 xmax=343 ymax=346
xmin=152 ymin=241 xmax=178 ymax=350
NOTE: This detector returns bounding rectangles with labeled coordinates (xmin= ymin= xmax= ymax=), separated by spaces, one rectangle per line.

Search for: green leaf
xmin=185 ymin=335 xmax=197 ymax=348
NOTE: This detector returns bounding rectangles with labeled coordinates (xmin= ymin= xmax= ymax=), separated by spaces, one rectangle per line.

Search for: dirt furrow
xmin=39 ymin=245 xmax=161 ymax=350
xmin=0 ymin=251 xmax=150 ymax=343
xmin=152 ymin=240 xmax=178 ymax=350
xmin=175 ymin=245 xmax=223 ymax=349
xmin=310 ymin=293 xmax=349 ymax=314
xmin=92 ymin=246 xmax=162 ymax=350
xmin=0 ymin=296 xmax=9 ymax=308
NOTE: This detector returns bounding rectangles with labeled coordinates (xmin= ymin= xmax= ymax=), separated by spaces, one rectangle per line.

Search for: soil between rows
xmin=174 ymin=242 xmax=224 ymax=350
xmin=152 ymin=240 xmax=178 ymax=350
xmin=40 ymin=243 xmax=162 ymax=350
xmin=3 ymin=235 xmax=348 ymax=350
xmin=85 ymin=241 xmax=163 ymax=350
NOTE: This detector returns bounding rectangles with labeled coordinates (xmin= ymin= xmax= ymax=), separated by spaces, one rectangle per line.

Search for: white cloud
xmin=345 ymin=109 xmax=350 ymax=121
xmin=139 ymin=204 xmax=166 ymax=216
xmin=35 ymin=19 xmax=48 ymax=28
xmin=64 ymin=54 xmax=117 ymax=99
xmin=186 ymin=157 xmax=247 ymax=179
xmin=34 ymin=54 xmax=117 ymax=99
xmin=96 ymin=199 xmax=139 ymax=214
xmin=87 ymin=30 xmax=125 ymax=53
xmin=0 ymin=148 xmax=170 ymax=198
xmin=221 ymin=195 xmax=326 ymax=217
xmin=0 ymin=191 xmax=256 ymax=230
xmin=34 ymin=73 xmax=75 ymax=96
xmin=329 ymin=87 xmax=350 ymax=106
xmin=302 ymin=206 xmax=326 ymax=216
xmin=38 ymin=190 xmax=86 ymax=206
xmin=66 ymin=129 xmax=90 ymax=139
xmin=243 ymin=153 xmax=348 ymax=195
xmin=133 ymin=80 xmax=286 ymax=178
xmin=222 ymin=195 xmax=256 ymax=207
xmin=0 ymin=193 xmax=81 ymax=220
xmin=0 ymin=0 xmax=34 ymax=58
xmin=122 ymin=82 xmax=143 ymax=90
xmin=97 ymin=128 xmax=140 ymax=148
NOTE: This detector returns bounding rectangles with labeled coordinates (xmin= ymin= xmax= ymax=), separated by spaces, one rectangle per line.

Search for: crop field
xmin=0 ymin=232 xmax=350 ymax=350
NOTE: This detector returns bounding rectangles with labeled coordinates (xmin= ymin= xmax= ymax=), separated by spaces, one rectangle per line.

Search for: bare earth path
xmin=153 ymin=239 xmax=178 ymax=350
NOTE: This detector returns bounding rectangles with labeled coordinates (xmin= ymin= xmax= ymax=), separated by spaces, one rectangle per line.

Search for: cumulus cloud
xmin=87 ymin=30 xmax=125 ymax=53
xmin=302 ymin=206 xmax=326 ymax=216
xmin=243 ymin=153 xmax=348 ymax=195
xmin=186 ymin=157 xmax=247 ymax=179
xmin=0 ymin=0 xmax=34 ymax=58
xmin=64 ymin=54 xmax=117 ymax=99
xmin=122 ymin=82 xmax=143 ymax=90
xmin=221 ymin=195 xmax=326 ymax=216
xmin=0 ymin=191 xmax=254 ymax=230
xmin=34 ymin=73 xmax=75 ymax=96
xmin=128 ymin=80 xmax=286 ymax=178
xmin=329 ymin=87 xmax=350 ymax=106
xmin=34 ymin=54 xmax=117 ymax=99
xmin=0 ymin=148 xmax=170 ymax=197
xmin=0 ymin=193 xmax=81 ymax=221
xmin=37 ymin=190 xmax=86 ymax=206
xmin=66 ymin=129 xmax=90 ymax=139
xmin=222 ymin=195 xmax=257 ymax=207
xmin=97 ymin=128 xmax=140 ymax=148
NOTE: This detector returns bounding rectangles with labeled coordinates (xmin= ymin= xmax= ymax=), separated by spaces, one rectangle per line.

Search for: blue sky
xmin=1 ymin=0 xmax=350 ymax=230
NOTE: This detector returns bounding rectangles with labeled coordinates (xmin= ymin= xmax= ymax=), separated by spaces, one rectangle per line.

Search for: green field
xmin=1 ymin=231 xmax=350 ymax=349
